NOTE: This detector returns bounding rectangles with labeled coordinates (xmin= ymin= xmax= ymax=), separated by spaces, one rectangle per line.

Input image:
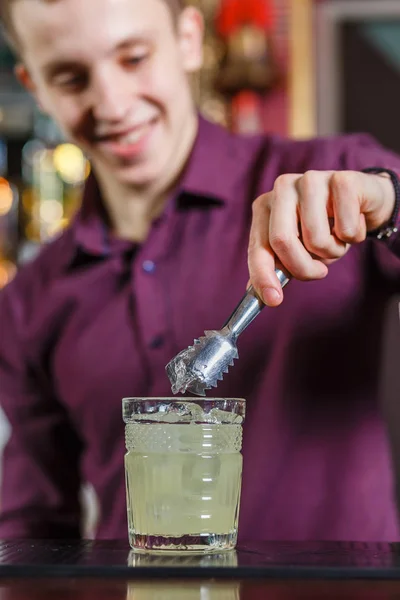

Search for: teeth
xmin=112 ymin=124 xmax=150 ymax=145
xmin=120 ymin=128 xmax=146 ymax=145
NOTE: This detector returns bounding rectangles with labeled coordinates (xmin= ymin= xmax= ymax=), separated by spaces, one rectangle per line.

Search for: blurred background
xmin=1 ymin=0 xmax=400 ymax=289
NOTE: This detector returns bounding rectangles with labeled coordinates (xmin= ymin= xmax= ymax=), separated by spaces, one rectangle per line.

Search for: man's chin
xmin=115 ymin=166 xmax=160 ymax=188
xmin=93 ymin=157 xmax=160 ymax=188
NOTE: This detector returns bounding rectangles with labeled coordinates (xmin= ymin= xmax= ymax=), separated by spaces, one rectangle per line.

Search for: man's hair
xmin=0 ymin=0 xmax=186 ymax=53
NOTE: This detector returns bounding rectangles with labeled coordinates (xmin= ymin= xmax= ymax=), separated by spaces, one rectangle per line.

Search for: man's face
xmin=12 ymin=0 xmax=203 ymax=187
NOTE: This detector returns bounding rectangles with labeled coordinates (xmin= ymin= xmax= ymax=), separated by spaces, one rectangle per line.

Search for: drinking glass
xmin=123 ymin=397 xmax=245 ymax=553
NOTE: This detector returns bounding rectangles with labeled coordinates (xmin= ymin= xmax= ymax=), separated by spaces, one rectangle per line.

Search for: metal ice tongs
xmin=166 ymin=269 xmax=290 ymax=396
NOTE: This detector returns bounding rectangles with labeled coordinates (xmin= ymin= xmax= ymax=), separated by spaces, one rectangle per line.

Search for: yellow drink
xmin=125 ymin=421 xmax=243 ymax=552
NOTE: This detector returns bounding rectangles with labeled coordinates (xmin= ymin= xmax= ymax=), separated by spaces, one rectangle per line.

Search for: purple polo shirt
xmin=1 ymin=116 xmax=400 ymax=542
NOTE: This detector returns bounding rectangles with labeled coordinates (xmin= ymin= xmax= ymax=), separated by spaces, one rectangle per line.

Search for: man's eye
xmin=53 ymin=74 xmax=87 ymax=91
xmin=125 ymin=54 xmax=148 ymax=66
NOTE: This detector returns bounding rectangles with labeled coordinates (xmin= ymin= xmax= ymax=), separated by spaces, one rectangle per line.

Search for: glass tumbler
xmin=123 ymin=397 xmax=245 ymax=553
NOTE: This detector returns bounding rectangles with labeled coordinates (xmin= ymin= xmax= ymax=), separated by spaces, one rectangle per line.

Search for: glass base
xmin=129 ymin=531 xmax=238 ymax=554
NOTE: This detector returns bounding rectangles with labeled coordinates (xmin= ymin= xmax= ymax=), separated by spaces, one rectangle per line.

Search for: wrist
xmin=362 ymin=167 xmax=400 ymax=240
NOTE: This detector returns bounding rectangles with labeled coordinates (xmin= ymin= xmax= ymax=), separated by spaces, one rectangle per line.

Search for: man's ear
xmin=177 ymin=6 xmax=204 ymax=73
xmin=14 ymin=63 xmax=35 ymax=93
xmin=14 ymin=63 xmax=46 ymax=111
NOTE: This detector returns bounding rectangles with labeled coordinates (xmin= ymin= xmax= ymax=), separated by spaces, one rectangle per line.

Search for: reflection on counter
xmin=126 ymin=581 xmax=240 ymax=600
xmin=128 ymin=549 xmax=238 ymax=568
xmin=2 ymin=578 xmax=400 ymax=600
xmin=127 ymin=550 xmax=241 ymax=599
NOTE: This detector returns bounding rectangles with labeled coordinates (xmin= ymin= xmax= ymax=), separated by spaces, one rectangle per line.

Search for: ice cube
xmin=206 ymin=408 xmax=243 ymax=425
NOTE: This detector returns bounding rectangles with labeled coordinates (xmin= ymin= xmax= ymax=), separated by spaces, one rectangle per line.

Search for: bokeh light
xmin=53 ymin=143 xmax=87 ymax=185
xmin=0 ymin=178 xmax=13 ymax=216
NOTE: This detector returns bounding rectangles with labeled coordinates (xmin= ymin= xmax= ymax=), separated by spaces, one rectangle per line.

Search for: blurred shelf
xmin=0 ymin=91 xmax=34 ymax=138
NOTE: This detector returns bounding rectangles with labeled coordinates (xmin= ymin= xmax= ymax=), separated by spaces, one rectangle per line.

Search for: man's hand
xmin=248 ymin=170 xmax=395 ymax=307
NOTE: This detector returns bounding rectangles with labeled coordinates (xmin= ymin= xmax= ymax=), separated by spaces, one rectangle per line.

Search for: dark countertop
xmin=0 ymin=540 xmax=400 ymax=598
xmin=0 ymin=539 xmax=399 ymax=579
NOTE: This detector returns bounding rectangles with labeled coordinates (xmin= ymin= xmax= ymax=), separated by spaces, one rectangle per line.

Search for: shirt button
xmin=150 ymin=335 xmax=164 ymax=349
xmin=142 ymin=260 xmax=156 ymax=274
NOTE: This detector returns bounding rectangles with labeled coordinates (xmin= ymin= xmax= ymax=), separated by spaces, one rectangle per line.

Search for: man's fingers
xmin=297 ymin=171 xmax=348 ymax=258
xmin=269 ymin=175 xmax=328 ymax=280
xmin=248 ymin=170 xmax=396 ymax=306
xmin=329 ymin=172 xmax=367 ymax=243
xmin=248 ymin=193 xmax=283 ymax=307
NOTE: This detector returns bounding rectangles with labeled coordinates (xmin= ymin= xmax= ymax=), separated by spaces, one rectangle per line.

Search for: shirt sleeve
xmin=0 ymin=284 xmax=83 ymax=539
xmin=340 ymin=133 xmax=400 ymax=256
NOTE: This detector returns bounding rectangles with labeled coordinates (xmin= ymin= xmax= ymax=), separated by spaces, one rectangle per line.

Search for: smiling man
xmin=1 ymin=0 xmax=400 ymax=542
xmin=7 ymin=0 xmax=202 ymax=241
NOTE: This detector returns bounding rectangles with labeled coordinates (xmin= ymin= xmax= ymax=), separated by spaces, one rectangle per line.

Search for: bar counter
xmin=0 ymin=540 xmax=400 ymax=598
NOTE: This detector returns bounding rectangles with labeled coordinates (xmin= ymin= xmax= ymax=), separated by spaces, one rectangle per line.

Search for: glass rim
xmin=122 ymin=397 xmax=246 ymax=424
xmin=122 ymin=397 xmax=246 ymax=402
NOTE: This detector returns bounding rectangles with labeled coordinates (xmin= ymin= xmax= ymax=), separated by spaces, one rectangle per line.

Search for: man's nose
xmin=91 ymin=71 xmax=132 ymax=123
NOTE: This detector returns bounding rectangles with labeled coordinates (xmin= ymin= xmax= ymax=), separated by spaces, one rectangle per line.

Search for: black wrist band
xmin=362 ymin=167 xmax=400 ymax=240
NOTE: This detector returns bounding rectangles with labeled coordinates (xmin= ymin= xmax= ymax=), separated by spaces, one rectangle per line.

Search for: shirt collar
xmin=69 ymin=114 xmax=249 ymax=260
xmin=71 ymin=173 xmax=112 ymax=257
xmin=177 ymin=114 xmax=239 ymax=204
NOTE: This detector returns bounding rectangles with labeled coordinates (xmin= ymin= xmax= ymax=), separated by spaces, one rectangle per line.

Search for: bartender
xmin=0 ymin=0 xmax=400 ymax=541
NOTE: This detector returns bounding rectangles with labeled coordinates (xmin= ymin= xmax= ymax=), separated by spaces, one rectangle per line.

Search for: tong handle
xmin=224 ymin=269 xmax=290 ymax=339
